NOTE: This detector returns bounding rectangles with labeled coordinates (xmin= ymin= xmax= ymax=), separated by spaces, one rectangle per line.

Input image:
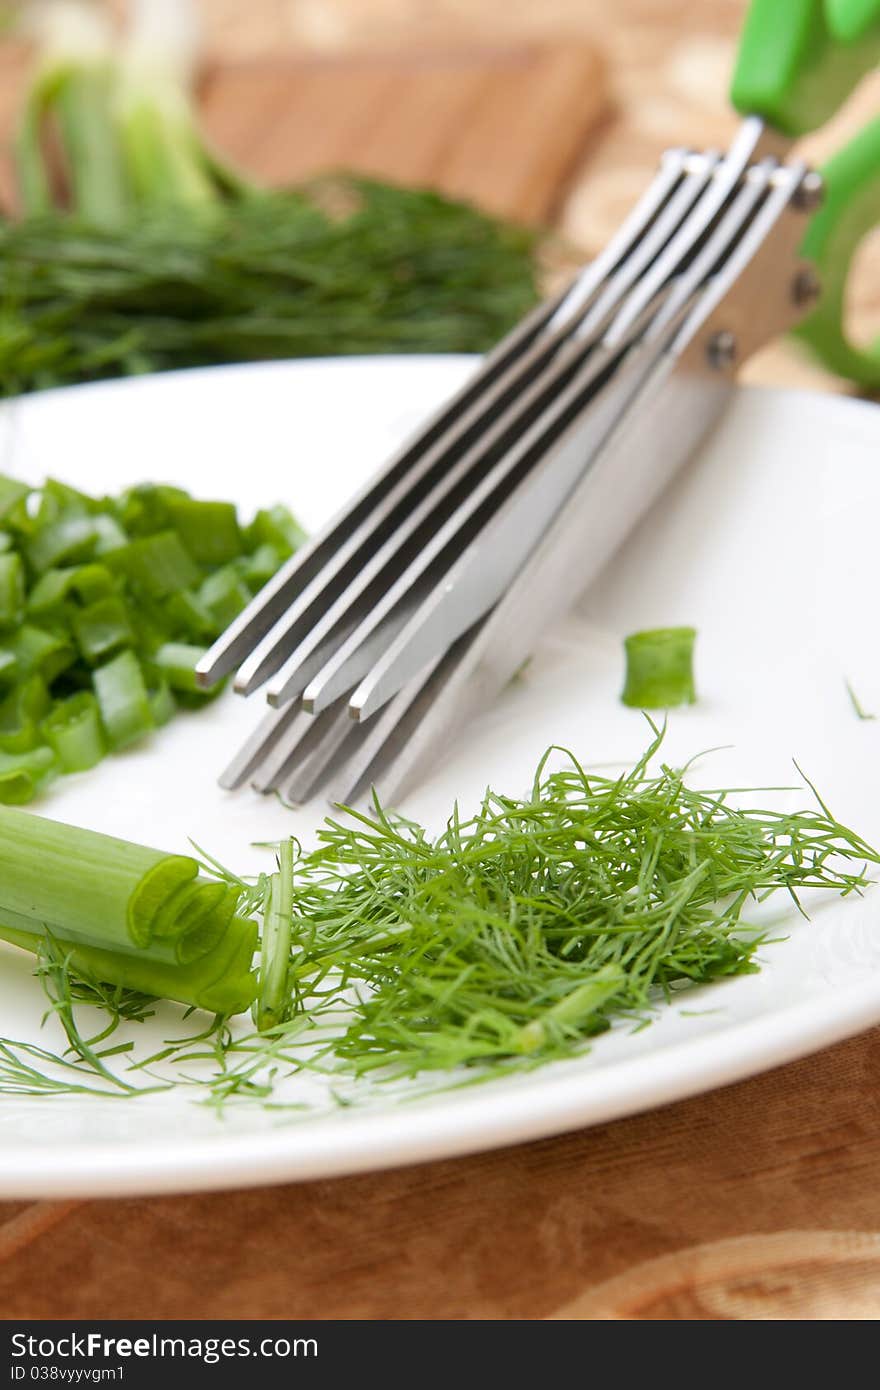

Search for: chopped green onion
xmin=199 ymin=566 xmax=252 ymax=628
xmin=108 ymin=530 xmax=200 ymax=598
xmin=0 ymin=676 xmax=51 ymax=753
xmin=0 ymin=476 xmax=30 ymax=522
xmin=92 ymin=513 xmax=128 ymax=554
xmin=118 ymin=484 xmax=191 ymax=537
xmin=72 ymin=595 xmax=134 ymax=664
xmin=145 ymin=672 xmax=176 ymax=727
xmin=0 ymin=554 xmax=25 ymax=628
xmin=166 ymin=498 xmax=242 ymax=567
xmin=236 ymin=543 xmax=285 ymax=590
xmin=162 ymin=588 xmax=214 ymax=641
xmin=41 ymin=691 xmax=105 ymax=772
xmin=0 ymin=467 xmax=303 ymax=801
xmin=0 ymin=747 xmax=56 ymax=804
xmin=0 ymin=805 xmax=257 ymax=1012
xmin=37 ymin=477 xmax=102 ymax=518
xmin=26 ymin=515 xmax=105 ymax=573
xmin=93 ymin=649 xmax=153 ymax=750
xmin=4 ymin=625 xmax=75 ymax=684
xmin=27 ymin=563 xmax=118 ymax=615
xmin=245 ymin=506 xmax=306 ymax=557
xmin=152 ymin=641 xmax=206 ymax=693
xmin=622 ymin=627 xmax=697 ymax=709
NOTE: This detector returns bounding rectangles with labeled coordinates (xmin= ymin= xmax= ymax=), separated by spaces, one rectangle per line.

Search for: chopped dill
xmin=0 ymin=722 xmax=877 ymax=1105
xmin=845 ymin=679 xmax=877 ymax=721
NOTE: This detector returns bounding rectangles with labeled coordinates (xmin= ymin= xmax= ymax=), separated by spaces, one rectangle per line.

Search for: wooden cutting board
xmin=199 ymin=43 xmax=606 ymax=222
xmin=0 ymin=40 xmax=607 ymax=222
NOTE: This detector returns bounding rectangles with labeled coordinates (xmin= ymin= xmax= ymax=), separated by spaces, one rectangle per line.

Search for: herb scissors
xmin=197 ymin=0 xmax=880 ymax=805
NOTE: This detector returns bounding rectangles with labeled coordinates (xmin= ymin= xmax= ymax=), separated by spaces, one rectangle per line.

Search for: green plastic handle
xmin=730 ymin=0 xmax=880 ymax=136
xmin=794 ymin=118 xmax=880 ymax=387
xmin=732 ymin=1 xmax=880 ymax=387
xmin=826 ymin=0 xmax=880 ymax=43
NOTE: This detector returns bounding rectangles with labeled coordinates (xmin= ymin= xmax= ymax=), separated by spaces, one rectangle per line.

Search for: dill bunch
xmin=0 ymin=179 xmax=538 ymax=396
xmin=276 ymin=724 xmax=878 ymax=1078
xmin=0 ymin=1 xmax=538 ymax=396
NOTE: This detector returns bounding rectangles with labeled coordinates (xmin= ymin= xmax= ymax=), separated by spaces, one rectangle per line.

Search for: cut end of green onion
xmin=0 ymin=805 xmax=258 ymax=1014
xmin=93 ymin=648 xmax=153 ymax=750
xmin=41 ymin=691 xmax=106 ymax=772
xmin=621 ymin=627 xmax=697 ymax=710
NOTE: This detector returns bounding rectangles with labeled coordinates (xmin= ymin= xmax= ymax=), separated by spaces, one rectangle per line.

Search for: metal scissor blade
xmin=323 ymin=649 xmax=449 ymax=806
xmin=264 ymin=329 xmax=609 ymax=710
xmin=196 ymin=288 xmax=566 ymax=689
xmin=299 ymin=288 xmax=685 ymax=719
xmin=229 ymin=291 xmax=604 ymax=697
xmin=295 ymin=329 xmax=638 ymax=716
xmin=573 ymin=151 xmax=721 ymax=343
xmin=254 ymin=338 xmax=592 ymax=697
xmin=349 ymin=167 xmax=790 ymax=720
xmin=545 ymin=146 xmax=695 ymax=329
xmin=363 ymin=161 xmax=816 ymax=804
xmin=250 ymin=699 xmax=342 ymax=793
xmin=218 ymin=698 xmax=301 ymax=790
xmin=370 ymin=354 xmax=731 ymax=805
xmin=279 ymin=701 xmax=361 ymax=804
xmin=347 ymin=332 xmax=668 ymax=721
xmin=283 ymin=159 xmax=788 ymax=717
xmin=198 ymin=150 xmax=708 ymax=693
xmin=228 ymin=166 xmax=718 ymax=700
xmin=248 ymin=164 xmax=736 ymax=705
xmin=605 ymin=117 xmax=777 ymax=350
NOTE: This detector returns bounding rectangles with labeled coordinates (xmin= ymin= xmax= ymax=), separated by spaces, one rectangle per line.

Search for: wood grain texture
xmin=199 ymin=43 xmax=607 ymax=221
xmin=550 ymin=1232 xmax=880 ymax=1320
xmin=1 ymin=1028 xmax=880 ymax=1318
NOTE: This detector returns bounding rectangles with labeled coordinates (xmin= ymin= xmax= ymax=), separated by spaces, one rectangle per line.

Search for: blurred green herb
xmin=845 ymin=679 xmax=876 ymax=721
xmin=0 ymin=0 xmax=538 ymax=396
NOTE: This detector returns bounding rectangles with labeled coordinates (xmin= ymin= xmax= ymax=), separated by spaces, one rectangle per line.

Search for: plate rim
xmin=0 ymin=357 xmax=878 ymax=1197
xmin=2 ymin=973 xmax=879 ymax=1198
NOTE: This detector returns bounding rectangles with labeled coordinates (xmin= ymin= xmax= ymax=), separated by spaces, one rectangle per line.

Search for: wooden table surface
xmin=1 ymin=0 xmax=880 ymax=1321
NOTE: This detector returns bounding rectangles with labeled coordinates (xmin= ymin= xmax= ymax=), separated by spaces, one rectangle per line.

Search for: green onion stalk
xmin=0 ymin=0 xmax=538 ymax=394
xmin=14 ymin=0 xmax=238 ymax=225
xmin=0 ymin=804 xmax=258 ymax=1013
xmin=14 ymin=0 xmax=126 ymax=224
xmin=114 ymin=0 xmax=221 ymax=214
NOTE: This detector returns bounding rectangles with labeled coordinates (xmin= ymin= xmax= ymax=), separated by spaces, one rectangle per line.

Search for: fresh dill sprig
xmin=0 ymin=723 xmax=877 ymax=1103
xmin=274 ymin=721 xmax=879 ymax=1077
xmin=845 ymin=679 xmax=877 ymax=721
xmin=0 ymin=183 xmax=538 ymax=397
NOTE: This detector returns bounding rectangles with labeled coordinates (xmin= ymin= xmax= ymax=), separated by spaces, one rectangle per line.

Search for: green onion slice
xmin=622 ymin=627 xmax=697 ymax=709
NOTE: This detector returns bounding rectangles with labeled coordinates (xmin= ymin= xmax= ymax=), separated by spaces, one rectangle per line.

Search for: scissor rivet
xmin=793 ymin=172 xmax=824 ymax=214
xmin=706 ymin=331 xmax=737 ymax=371
xmin=792 ymin=267 xmax=821 ymax=309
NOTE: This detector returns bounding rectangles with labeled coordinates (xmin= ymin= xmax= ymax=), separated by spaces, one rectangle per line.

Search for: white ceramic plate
xmin=1 ymin=357 xmax=880 ymax=1198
